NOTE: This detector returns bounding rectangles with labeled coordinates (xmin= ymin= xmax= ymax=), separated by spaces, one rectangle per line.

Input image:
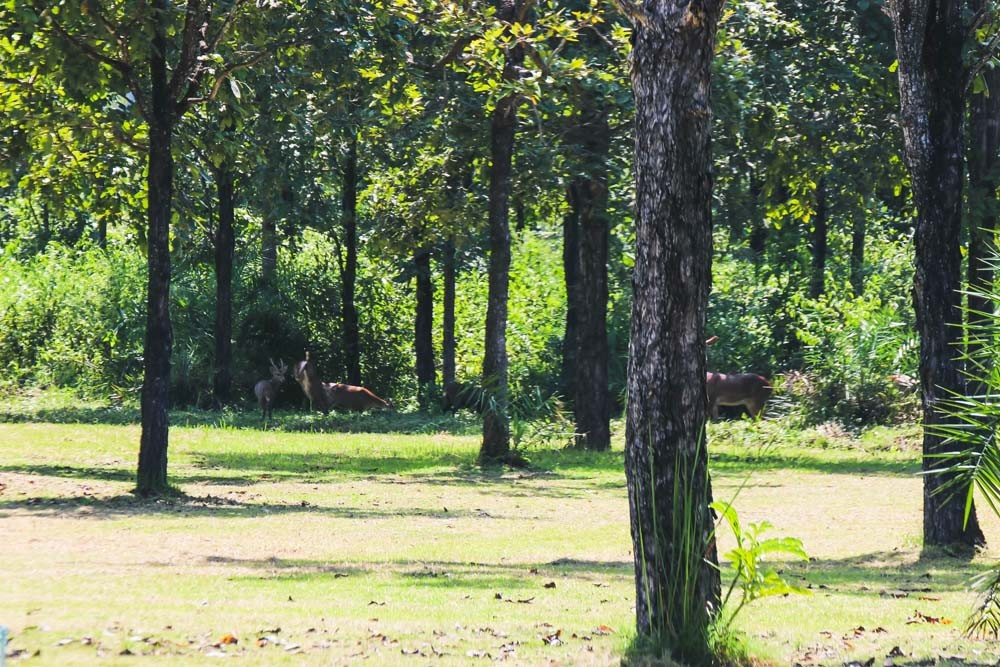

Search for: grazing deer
xmin=253 ymin=359 xmax=288 ymax=420
xmin=706 ymin=372 xmax=772 ymax=419
xmin=323 ymin=382 xmax=391 ymax=411
xmin=442 ymin=381 xmax=488 ymax=414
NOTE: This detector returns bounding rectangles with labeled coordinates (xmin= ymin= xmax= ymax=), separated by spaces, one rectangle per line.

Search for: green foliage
xmin=710 ymin=500 xmax=809 ymax=635
xmin=0 ymin=241 xmax=144 ymax=397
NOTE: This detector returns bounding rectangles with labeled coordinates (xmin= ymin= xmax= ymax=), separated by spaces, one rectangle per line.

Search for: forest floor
xmin=1 ymin=398 xmax=999 ymax=665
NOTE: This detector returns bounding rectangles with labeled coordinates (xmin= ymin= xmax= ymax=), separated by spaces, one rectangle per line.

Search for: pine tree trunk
xmin=136 ymin=0 xmax=174 ymax=497
xmin=479 ymin=0 xmax=524 ymax=465
xmin=414 ymin=248 xmax=436 ymax=410
xmin=341 ymin=134 xmax=361 ymax=386
xmin=212 ymin=160 xmax=235 ymax=406
xmin=624 ymin=0 xmax=722 ymax=656
xmin=442 ymin=237 xmax=456 ymax=388
xmin=888 ymin=0 xmax=984 ymax=548
xmin=809 ymin=176 xmax=828 ymax=299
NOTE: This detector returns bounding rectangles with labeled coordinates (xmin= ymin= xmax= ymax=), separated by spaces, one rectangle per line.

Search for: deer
xmin=323 ymin=382 xmax=392 ymax=411
xmin=293 ymin=351 xmax=334 ymax=413
xmin=705 ymin=372 xmax=772 ymax=419
xmin=253 ymin=359 xmax=288 ymax=420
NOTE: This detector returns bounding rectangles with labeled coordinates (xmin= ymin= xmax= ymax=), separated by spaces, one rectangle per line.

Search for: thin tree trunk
xmin=966 ymin=64 xmax=1000 ymax=398
xmin=888 ymin=0 xmax=984 ymax=548
xmin=442 ymin=236 xmax=456 ymax=388
xmin=341 ymin=134 xmax=361 ymax=386
xmin=136 ymin=0 xmax=174 ymax=497
xmin=850 ymin=208 xmax=866 ymax=296
xmin=212 ymin=159 xmax=235 ymax=406
xmin=261 ymin=208 xmax=277 ymax=286
xmin=561 ymin=201 xmax=580 ymax=400
xmin=809 ymin=176 xmax=828 ymax=299
xmin=623 ymin=0 xmax=722 ymax=657
xmin=414 ymin=247 xmax=435 ymax=410
xmin=479 ymin=0 xmax=524 ymax=465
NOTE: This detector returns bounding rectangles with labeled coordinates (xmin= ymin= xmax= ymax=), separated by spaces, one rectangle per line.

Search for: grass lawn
xmin=2 ymin=402 xmax=1000 ymax=665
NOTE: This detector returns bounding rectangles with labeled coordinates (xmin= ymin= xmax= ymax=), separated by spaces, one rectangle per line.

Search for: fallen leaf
xmin=887 ymin=646 xmax=905 ymax=658
xmin=368 ymin=600 xmax=386 ymax=606
xmin=541 ymin=629 xmax=562 ymax=646
xmin=593 ymin=625 xmax=615 ymax=635
xmin=918 ymin=595 xmax=941 ymax=602
xmin=219 ymin=634 xmax=238 ymax=645
xmin=401 ymin=647 xmax=421 ymax=655
xmin=905 ymin=610 xmax=952 ymax=625
xmin=543 ymin=582 xmax=556 ymax=589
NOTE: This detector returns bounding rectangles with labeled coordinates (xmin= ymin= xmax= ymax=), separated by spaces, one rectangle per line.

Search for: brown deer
xmin=293 ymin=351 xmax=332 ymax=413
xmin=705 ymin=372 xmax=772 ymax=419
xmin=323 ymin=382 xmax=391 ymax=411
xmin=253 ymin=359 xmax=288 ymax=420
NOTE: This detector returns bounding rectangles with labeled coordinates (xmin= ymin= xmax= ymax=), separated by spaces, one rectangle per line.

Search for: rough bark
xmin=414 ymin=247 xmax=436 ymax=410
xmin=809 ymin=176 xmax=828 ymax=299
xmin=136 ymin=0 xmax=173 ymax=497
xmin=887 ymin=0 xmax=984 ymax=548
xmin=341 ymin=134 xmax=361 ymax=386
xmin=623 ymin=0 xmax=722 ymax=656
xmin=442 ymin=237 xmax=457 ymax=388
xmin=479 ymin=0 xmax=524 ymax=465
xmin=212 ymin=159 xmax=235 ymax=406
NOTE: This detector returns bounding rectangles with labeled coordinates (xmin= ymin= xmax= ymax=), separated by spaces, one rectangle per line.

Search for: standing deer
xmin=253 ymin=359 xmax=288 ymax=420
xmin=293 ymin=351 xmax=331 ymax=413
xmin=705 ymin=372 xmax=772 ymax=419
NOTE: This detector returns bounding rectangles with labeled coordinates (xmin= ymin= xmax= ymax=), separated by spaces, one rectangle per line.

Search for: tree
xmin=20 ymin=0 xmax=292 ymax=495
xmin=479 ymin=0 xmax=527 ymax=464
xmin=886 ymin=0 xmax=985 ymax=547
xmin=618 ymin=0 xmax=722 ymax=658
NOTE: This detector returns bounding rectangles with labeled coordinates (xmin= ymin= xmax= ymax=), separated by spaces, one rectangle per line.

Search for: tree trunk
xmin=809 ymin=176 xmax=828 ymax=299
xmin=570 ymin=177 xmax=611 ymax=450
xmin=136 ymin=0 xmax=174 ymax=497
xmin=479 ymin=0 xmax=524 ymax=465
xmin=212 ymin=159 xmax=235 ymax=406
xmin=442 ymin=236 xmax=456 ymax=388
xmin=261 ymin=207 xmax=277 ymax=287
xmin=888 ymin=0 xmax=984 ymax=548
xmin=561 ymin=202 xmax=580 ymax=400
xmin=414 ymin=247 xmax=435 ymax=410
xmin=850 ymin=207 xmax=866 ymax=296
xmin=624 ymin=0 xmax=722 ymax=658
xmin=566 ymin=79 xmax=611 ymax=451
xmin=966 ymin=63 xmax=1000 ymax=396
xmin=341 ymin=134 xmax=361 ymax=386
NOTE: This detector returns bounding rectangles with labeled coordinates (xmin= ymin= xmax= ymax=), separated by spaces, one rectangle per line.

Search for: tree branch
xmin=613 ymin=0 xmax=649 ymax=27
xmin=966 ymin=28 xmax=1000 ymax=95
xmin=46 ymin=15 xmax=131 ymax=77
xmin=182 ymin=50 xmax=271 ymax=108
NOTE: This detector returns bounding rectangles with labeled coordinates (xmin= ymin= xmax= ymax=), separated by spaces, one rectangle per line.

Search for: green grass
xmin=1 ymin=398 xmax=1000 ymax=665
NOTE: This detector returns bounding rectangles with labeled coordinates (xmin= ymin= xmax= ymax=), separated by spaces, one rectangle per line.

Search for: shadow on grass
xmin=766 ymin=550 xmax=996 ymax=595
xmin=0 ymin=404 xmax=483 ymax=436
xmin=194 ymin=554 xmax=632 ymax=592
xmin=710 ymin=450 xmax=918 ymax=477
